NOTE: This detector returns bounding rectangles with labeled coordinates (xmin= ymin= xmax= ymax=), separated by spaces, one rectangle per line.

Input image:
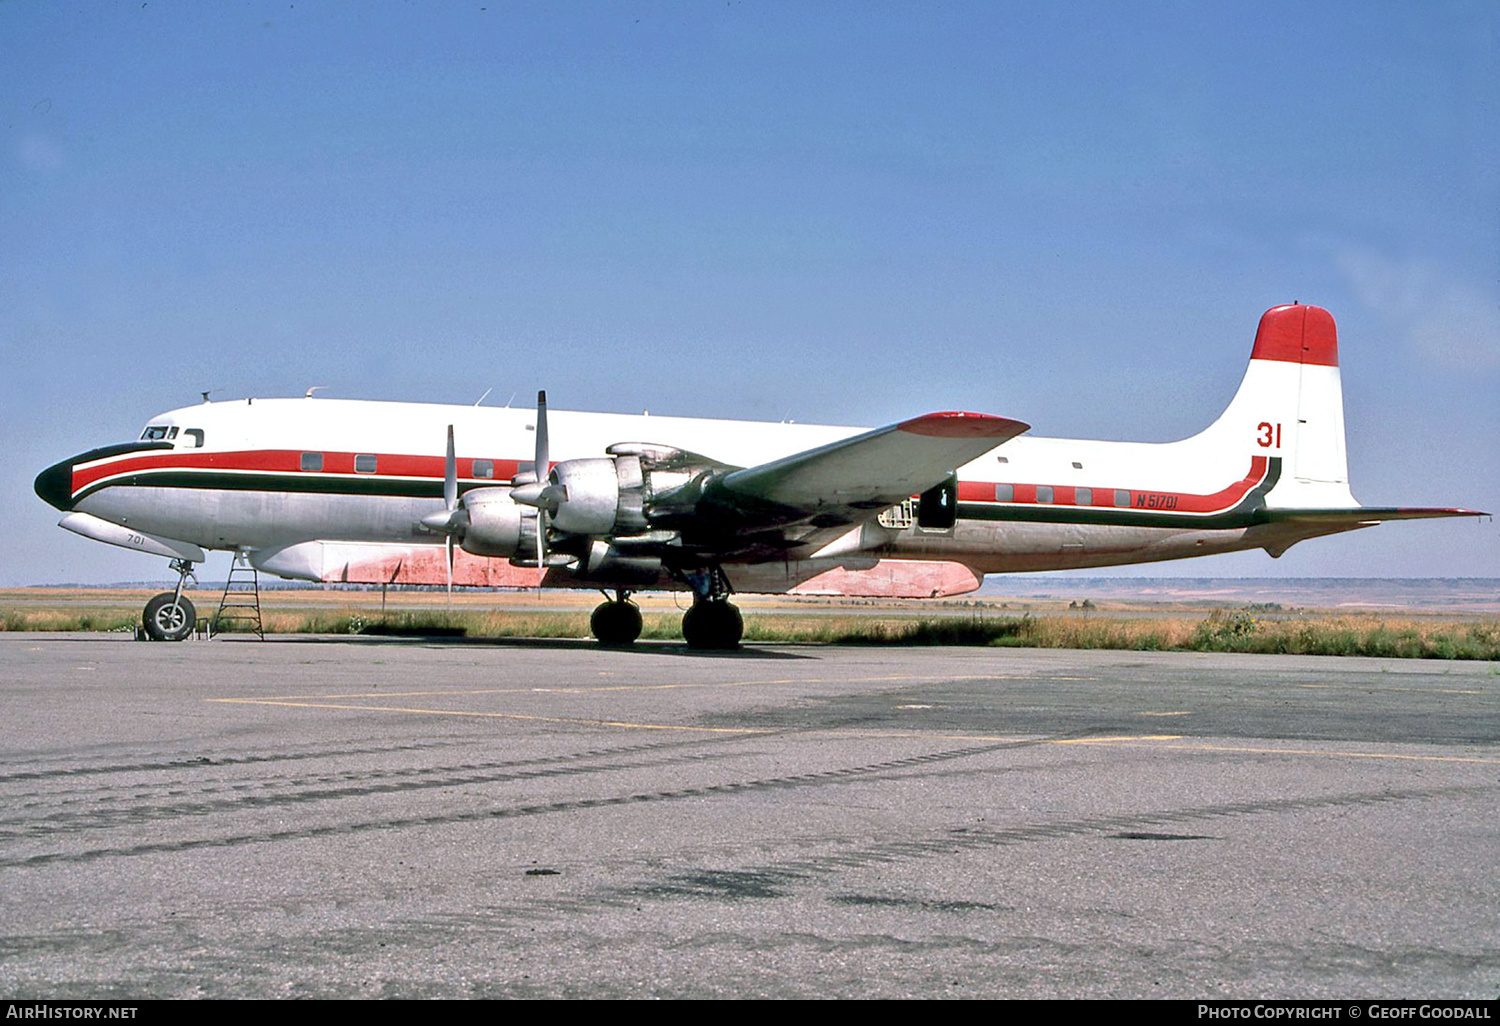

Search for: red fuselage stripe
xmin=954 ymin=455 xmax=1267 ymax=514
xmin=71 ymin=448 xmax=1269 ymax=517
xmin=70 ymin=450 xmax=528 ymax=495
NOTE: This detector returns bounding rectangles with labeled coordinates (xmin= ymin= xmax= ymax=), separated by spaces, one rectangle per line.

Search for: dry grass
xmin=2 ymin=589 xmax=1497 ymax=659
xmin=208 ymin=607 xmax=1500 ymax=658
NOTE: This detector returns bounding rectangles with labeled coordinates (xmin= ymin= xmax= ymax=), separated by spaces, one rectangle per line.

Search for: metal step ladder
xmin=212 ymin=558 xmax=265 ymax=639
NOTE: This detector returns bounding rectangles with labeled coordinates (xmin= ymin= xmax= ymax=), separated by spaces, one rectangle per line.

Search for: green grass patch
xmin=4 ymin=600 xmax=1497 ymax=660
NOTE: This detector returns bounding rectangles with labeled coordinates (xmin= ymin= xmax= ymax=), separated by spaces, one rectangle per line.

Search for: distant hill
xmin=977 ymin=577 xmax=1500 ymax=612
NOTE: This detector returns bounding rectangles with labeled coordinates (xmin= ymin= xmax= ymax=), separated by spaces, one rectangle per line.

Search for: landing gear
xmin=681 ymin=600 xmax=742 ymax=650
xmin=680 ymin=567 xmax=743 ymax=651
xmin=590 ymin=591 xmax=643 ymax=647
xmin=142 ymin=559 xmax=197 ymax=642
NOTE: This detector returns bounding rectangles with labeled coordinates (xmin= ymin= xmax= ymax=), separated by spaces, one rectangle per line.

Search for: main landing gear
xmin=142 ymin=559 xmax=197 ymax=642
xmin=680 ymin=567 xmax=742 ymax=651
xmin=590 ymin=590 xmax=644 ymax=647
xmin=587 ymin=570 xmax=745 ymax=651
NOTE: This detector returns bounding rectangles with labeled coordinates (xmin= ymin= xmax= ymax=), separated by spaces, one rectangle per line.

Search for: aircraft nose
xmin=34 ymin=457 xmax=76 ymax=511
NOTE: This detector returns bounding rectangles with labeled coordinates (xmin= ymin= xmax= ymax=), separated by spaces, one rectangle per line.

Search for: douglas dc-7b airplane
xmin=35 ymin=304 xmax=1484 ymax=648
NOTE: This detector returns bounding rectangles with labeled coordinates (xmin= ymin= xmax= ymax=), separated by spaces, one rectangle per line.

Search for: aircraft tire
xmin=142 ymin=593 xmax=196 ymax=642
xmin=590 ymin=600 xmax=643 ymax=647
xmin=682 ymin=601 xmax=742 ymax=651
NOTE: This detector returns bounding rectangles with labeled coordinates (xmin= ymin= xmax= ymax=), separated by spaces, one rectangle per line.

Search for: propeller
xmin=534 ymin=391 xmax=548 ymax=572
xmin=508 ymin=391 xmax=553 ymax=578
xmin=419 ymin=424 xmax=464 ymax=598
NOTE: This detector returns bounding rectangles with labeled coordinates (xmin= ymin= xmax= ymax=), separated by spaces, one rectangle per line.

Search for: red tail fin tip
xmin=1251 ymin=304 xmax=1339 ymax=367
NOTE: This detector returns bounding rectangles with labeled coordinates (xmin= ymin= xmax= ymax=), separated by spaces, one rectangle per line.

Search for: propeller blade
xmin=533 ymin=391 xmax=550 ymax=575
xmin=445 ymin=534 xmax=454 ymax=602
xmin=535 ymin=508 xmax=546 ymax=583
xmin=534 ymin=390 xmax=549 ymax=479
xmin=443 ymin=424 xmax=457 ymax=512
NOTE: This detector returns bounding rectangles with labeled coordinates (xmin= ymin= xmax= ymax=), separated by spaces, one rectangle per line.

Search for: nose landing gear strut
xmin=141 ymin=558 xmax=197 ymax=642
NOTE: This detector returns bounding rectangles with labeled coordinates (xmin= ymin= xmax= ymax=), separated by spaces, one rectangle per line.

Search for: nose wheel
xmin=142 ymin=559 xmax=197 ymax=642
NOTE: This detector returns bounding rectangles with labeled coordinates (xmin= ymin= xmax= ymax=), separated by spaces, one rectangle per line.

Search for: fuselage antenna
xmin=474 ymin=387 xmax=493 ymax=406
xmin=305 ymin=386 xmax=326 ymax=398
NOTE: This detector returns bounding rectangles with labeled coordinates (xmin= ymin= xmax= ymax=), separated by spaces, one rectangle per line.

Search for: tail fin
xmin=1195 ymin=304 xmax=1357 ymax=510
xmin=1190 ymin=305 xmax=1484 ymax=552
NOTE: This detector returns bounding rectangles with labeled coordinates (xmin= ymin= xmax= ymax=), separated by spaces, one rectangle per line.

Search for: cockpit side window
xmin=180 ymin=429 xmax=204 ymax=448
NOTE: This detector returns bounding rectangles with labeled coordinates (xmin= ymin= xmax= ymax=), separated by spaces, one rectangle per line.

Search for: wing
xmin=716 ymin=411 xmax=1029 ymax=514
xmin=503 ymin=406 xmax=1028 ymax=569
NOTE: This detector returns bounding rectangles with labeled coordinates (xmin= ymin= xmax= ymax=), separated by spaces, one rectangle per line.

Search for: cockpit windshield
xmin=140 ymin=425 xmax=203 ymax=447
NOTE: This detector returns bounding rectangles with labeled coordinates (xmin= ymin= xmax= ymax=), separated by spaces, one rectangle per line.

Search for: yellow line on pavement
xmin=1296 ymin=683 xmax=1483 ymax=695
xmin=1140 ymin=740 xmax=1500 ymax=765
xmin=209 ymin=697 xmax=770 ymax=734
xmin=223 ymin=672 xmax=1075 ymax=703
xmin=206 ymin=697 xmax=1498 ymax=766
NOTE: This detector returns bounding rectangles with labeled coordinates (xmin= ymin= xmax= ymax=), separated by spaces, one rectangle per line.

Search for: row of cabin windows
xmin=141 ymin=426 xmax=205 ymax=448
xmin=994 ymin=484 xmax=1131 ymax=507
xmin=297 ymin=454 xmax=498 ymax=478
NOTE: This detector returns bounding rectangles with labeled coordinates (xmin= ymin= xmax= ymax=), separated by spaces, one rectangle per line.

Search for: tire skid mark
xmin=0 ymin=734 xmax=744 ymax=805
xmin=430 ymin=783 xmax=1498 ymax=926
xmin=0 ymin=729 xmax=750 ymax=810
xmin=0 ymin=740 xmax=455 ymax=785
xmin=0 ymin=740 xmax=766 ymax=840
xmin=0 ymin=739 xmax=1031 ymax=867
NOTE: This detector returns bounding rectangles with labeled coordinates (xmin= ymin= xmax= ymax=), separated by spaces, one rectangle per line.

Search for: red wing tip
xmin=897 ymin=412 xmax=1030 ymax=439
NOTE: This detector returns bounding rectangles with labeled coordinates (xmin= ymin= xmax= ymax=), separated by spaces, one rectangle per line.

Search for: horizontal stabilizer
xmin=720 ymin=411 xmax=1028 ymax=512
xmin=1267 ymin=506 xmax=1489 ymax=526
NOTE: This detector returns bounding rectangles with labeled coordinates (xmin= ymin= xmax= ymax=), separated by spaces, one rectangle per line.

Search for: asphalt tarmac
xmin=1 ymin=633 xmax=1496 ymax=998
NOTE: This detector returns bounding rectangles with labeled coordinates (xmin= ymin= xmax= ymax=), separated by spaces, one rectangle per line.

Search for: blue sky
xmin=4 ymin=1 xmax=1496 ymax=585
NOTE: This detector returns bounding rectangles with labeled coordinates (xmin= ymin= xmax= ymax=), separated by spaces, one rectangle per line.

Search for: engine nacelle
xmin=573 ymin=539 xmax=662 ymax=585
xmin=459 ymin=487 xmax=527 ymax=557
xmin=547 ymin=456 xmax=652 ymax=536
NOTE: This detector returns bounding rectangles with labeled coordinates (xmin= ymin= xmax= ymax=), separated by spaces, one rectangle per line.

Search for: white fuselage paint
xmin=68 ymin=349 xmax=1354 ymax=587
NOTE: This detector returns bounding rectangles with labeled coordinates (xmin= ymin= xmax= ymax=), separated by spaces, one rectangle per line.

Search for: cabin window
xmin=354 ymin=454 xmax=377 ymax=474
xmin=301 ymin=452 xmax=324 ymax=472
xmin=181 ymin=429 xmax=204 ymax=448
xmin=994 ymin=483 xmax=1014 ymax=502
xmin=1036 ymin=485 xmax=1054 ymax=504
xmin=1076 ymin=487 xmax=1092 ymax=506
xmin=995 ymin=455 xmax=1009 ymax=464
xmin=1114 ymin=489 xmax=1130 ymax=507
xmin=141 ymin=425 xmax=171 ymax=441
xmin=473 ymin=459 xmax=494 ymax=479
